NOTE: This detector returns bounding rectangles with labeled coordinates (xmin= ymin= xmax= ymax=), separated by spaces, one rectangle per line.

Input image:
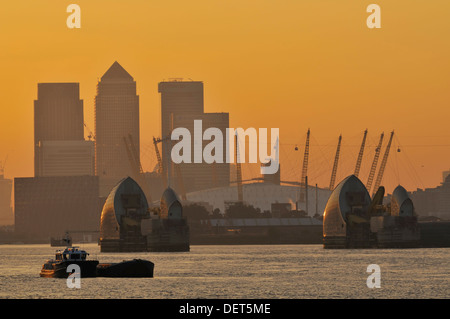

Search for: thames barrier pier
xmin=323 ymin=175 xmax=420 ymax=249
xmin=99 ymin=177 xmax=189 ymax=252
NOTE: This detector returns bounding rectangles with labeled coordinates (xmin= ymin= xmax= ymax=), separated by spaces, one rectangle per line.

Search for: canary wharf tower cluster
xmin=4 ymin=61 xmax=408 ymax=244
xmin=12 ymin=62 xmax=230 ymax=242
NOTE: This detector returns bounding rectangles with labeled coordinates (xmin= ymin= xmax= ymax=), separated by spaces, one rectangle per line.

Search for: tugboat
xmin=40 ymin=247 xmax=99 ymax=278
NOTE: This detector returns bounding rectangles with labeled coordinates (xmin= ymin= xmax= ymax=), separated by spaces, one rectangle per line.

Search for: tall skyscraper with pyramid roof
xmin=95 ymin=61 xmax=140 ymax=196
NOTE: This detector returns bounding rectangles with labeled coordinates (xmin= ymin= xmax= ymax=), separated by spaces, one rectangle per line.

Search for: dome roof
xmin=391 ymin=185 xmax=414 ymax=216
xmin=100 ymin=177 xmax=149 ymax=240
xmin=160 ymin=187 xmax=183 ymax=219
xmin=323 ymin=175 xmax=371 ymax=238
xmin=328 ymin=175 xmax=371 ymax=221
xmin=392 ymin=185 xmax=409 ymax=201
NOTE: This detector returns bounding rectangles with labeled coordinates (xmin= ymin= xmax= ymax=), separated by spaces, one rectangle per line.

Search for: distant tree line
xmin=182 ymin=202 xmax=307 ymax=220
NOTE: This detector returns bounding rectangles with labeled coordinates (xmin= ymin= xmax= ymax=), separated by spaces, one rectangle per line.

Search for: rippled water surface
xmin=0 ymin=244 xmax=448 ymax=299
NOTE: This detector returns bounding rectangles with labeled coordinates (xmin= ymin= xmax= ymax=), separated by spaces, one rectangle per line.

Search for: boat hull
xmin=96 ymin=259 xmax=154 ymax=278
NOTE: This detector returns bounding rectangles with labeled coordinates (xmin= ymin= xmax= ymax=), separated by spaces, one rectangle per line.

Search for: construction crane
xmin=153 ymin=136 xmax=167 ymax=188
xmin=366 ymin=132 xmax=384 ymax=193
xmin=123 ymin=135 xmax=152 ymax=203
xmin=354 ymin=129 xmax=368 ymax=177
xmin=153 ymin=136 xmax=186 ymax=200
xmin=329 ymin=134 xmax=342 ymax=191
xmin=84 ymin=122 xmax=95 ymax=141
xmin=298 ymin=129 xmax=310 ymax=204
xmin=124 ymin=136 xmax=136 ymax=173
xmin=372 ymin=131 xmax=394 ymax=197
xmin=235 ymin=134 xmax=244 ymax=202
xmin=128 ymin=134 xmax=143 ymax=174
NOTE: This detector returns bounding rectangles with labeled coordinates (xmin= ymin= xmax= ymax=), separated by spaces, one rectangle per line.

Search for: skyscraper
xmin=34 ymin=83 xmax=84 ymax=176
xmin=158 ymin=80 xmax=230 ymax=193
xmin=172 ymin=112 xmax=230 ymax=192
xmin=158 ymin=81 xmax=204 ymax=173
xmin=95 ymin=61 xmax=140 ymax=196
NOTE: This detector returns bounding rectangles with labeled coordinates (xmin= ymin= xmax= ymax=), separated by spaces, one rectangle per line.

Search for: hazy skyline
xmin=1 ymin=1 xmax=450 ymax=194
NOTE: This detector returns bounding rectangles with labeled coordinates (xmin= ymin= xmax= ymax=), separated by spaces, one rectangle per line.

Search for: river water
xmin=0 ymin=244 xmax=448 ymax=299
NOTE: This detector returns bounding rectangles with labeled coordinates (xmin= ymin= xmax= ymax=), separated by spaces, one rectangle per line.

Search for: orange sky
xmin=1 ymin=0 xmax=449 ymax=194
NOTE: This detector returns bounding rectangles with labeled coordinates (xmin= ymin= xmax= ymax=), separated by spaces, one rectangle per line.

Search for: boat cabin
xmin=55 ymin=247 xmax=88 ymax=262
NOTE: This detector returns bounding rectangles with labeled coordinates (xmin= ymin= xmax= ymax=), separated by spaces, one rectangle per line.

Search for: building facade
xmin=0 ymin=173 xmax=13 ymax=225
xmin=171 ymin=112 xmax=230 ymax=193
xmin=410 ymin=174 xmax=450 ymax=220
xmin=34 ymin=83 xmax=84 ymax=176
xmin=14 ymin=176 xmax=101 ymax=242
xmin=95 ymin=61 xmax=140 ymax=196
xmin=37 ymin=140 xmax=95 ymax=177
xmin=158 ymin=80 xmax=230 ymax=193
xmin=159 ymin=80 xmax=204 ymax=136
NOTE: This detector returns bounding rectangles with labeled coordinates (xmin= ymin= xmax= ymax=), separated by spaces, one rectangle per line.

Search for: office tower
xmin=158 ymin=81 xmax=204 ymax=173
xmin=95 ymin=61 xmax=140 ymax=196
xmin=37 ymin=140 xmax=95 ymax=176
xmin=172 ymin=113 xmax=230 ymax=192
xmin=34 ymin=83 xmax=84 ymax=176
xmin=158 ymin=80 xmax=229 ymax=193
